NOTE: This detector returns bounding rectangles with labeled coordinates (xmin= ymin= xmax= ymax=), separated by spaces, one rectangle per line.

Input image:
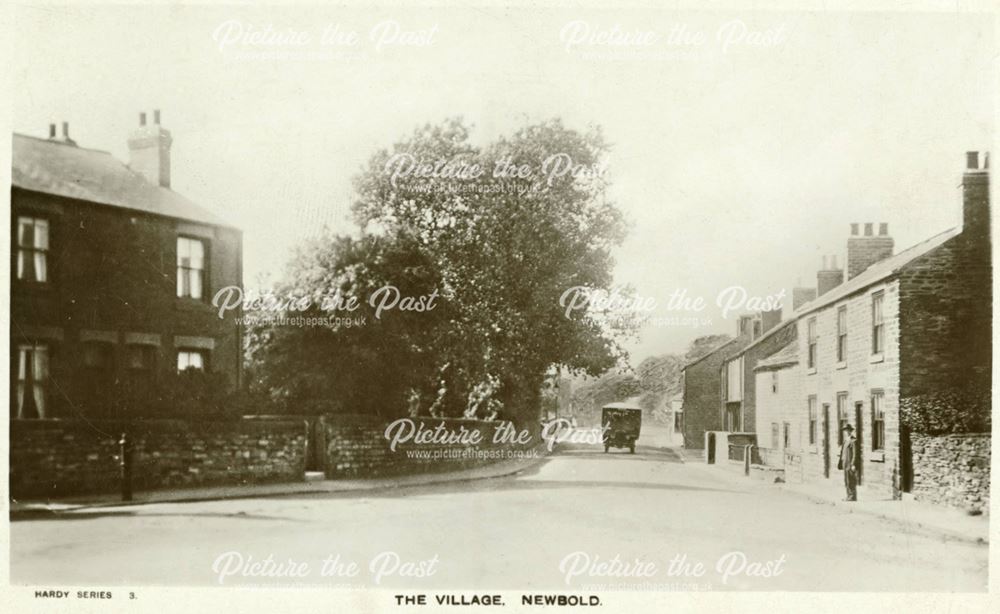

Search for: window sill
xmin=868 ymin=451 xmax=885 ymax=462
xmin=836 ymin=361 xmax=847 ymax=370
xmin=869 ymin=353 xmax=884 ymax=364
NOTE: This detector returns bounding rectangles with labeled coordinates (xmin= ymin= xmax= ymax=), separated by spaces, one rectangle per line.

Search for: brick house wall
xmin=897 ymin=229 xmax=991 ymax=423
xmin=682 ymin=338 xmax=747 ymax=450
xmin=10 ymin=187 xmax=243 ymax=418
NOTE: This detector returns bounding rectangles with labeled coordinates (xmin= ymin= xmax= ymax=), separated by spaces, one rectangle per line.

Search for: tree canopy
xmin=246 ymin=118 xmax=634 ymax=422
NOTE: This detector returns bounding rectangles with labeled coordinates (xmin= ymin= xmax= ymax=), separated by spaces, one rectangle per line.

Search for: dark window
xmin=771 ymin=423 xmax=779 ymax=448
xmin=177 ymin=237 xmax=207 ymax=300
xmin=871 ymin=391 xmax=885 ymax=451
xmin=836 ymin=306 xmax=848 ymax=363
xmin=783 ymin=422 xmax=790 ymax=449
xmin=125 ymin=344 xmax=156 ymax=394
xmin=872 ymin=292 xmax=885 ymax=354
xmin=16 ymin=216 xmax=49 ymax=283
xmin=674 ymin=412 xmax=683 ymax=432
xmin=808 ymin=396 xmax=817 ymax=445
xmin=807 ymin=318 xmax=817 ymax=369
xmin=771 ymin=371 xmax=779 ymax=393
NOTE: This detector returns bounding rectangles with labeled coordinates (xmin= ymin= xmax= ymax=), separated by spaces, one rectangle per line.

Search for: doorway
xmin=822 ymin=403 xmax=831 ymax=478
xmin=854 ymin=401 xmax=864 ymax=485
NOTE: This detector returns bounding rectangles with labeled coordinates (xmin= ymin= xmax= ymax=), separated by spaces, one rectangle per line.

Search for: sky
xmin=10 ymin=4 xmax=995 ymax=364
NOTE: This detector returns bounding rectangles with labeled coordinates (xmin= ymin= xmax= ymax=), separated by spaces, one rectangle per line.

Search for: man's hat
xmin=842 ymin=424 xmax=855 ymax=432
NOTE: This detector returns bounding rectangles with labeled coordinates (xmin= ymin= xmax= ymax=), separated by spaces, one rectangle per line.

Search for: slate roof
xmin=736 ymin=225 xmax=960 ymax=352
xmin=12 ymin=133 xmax=235 ymax=229
xmin=680 ymin=336 xmax=749 ymax=371
xmin=753 ymin=340 xmax=798 ymax=371
xmin=792 ymin=226 xmax=960 ymax=318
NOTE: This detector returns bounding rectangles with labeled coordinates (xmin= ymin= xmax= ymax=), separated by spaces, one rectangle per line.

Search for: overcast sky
xmin=11 ymin=4 xmax=995 ymax=364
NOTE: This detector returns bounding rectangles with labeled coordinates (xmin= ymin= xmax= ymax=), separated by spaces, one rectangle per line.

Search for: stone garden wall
xmin=321 ymin=415 xmax=542 ymax=478
xmin=10 ymin=418 xmax=308 ymax=499
xmin=910 ymin=433 xmax=990 ymax=514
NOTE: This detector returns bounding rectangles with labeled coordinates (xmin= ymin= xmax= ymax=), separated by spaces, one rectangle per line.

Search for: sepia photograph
xmin=2 ymin=1 xmax=997 ymax=612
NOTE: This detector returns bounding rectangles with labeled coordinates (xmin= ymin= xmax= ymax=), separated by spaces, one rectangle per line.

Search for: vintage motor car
xmin=601 ymin=401 xmax=642 ymax=453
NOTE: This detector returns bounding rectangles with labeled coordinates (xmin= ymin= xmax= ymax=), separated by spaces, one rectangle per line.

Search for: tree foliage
xmin=247 ymin=118 xmax=633 ymax=422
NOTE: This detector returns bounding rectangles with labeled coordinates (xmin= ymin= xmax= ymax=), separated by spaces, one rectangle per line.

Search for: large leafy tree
xmin=249 ymin=118 xmax=633 ymax=423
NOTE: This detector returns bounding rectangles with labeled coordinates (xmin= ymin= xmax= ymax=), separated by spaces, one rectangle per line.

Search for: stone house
xmin=751 ymin=341 xmax=801 ymax=470
xmin=10 ymin=113 xmax=243 ymax=419
xmin=759 ymin=152 xmax=990 ymax=509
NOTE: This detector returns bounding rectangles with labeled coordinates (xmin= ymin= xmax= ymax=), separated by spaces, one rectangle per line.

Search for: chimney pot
xmin=154 ymin=109 xmax=161 ymax=124
xmin=831 ymin=254 xmax=839 ymax=269
xmin=879 ymin=223 xmax=888 ymax=236
xmin=48 ymin=123 xmax=56 ymax=138
xmin=128 ymin=112 xmax=172 ymax=188
xmin=850 ymin=223 xmax=859 ymax=236
xmin=961 ymin=150 xmax=990 ymax=241
xmin=61 ymin=122 xmax=69 ymax=138
xmin=864 ymin=223 xmax=873 ymax=236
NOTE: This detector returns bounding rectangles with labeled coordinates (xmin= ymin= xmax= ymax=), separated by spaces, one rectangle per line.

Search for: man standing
xmin=837 ymin=424 xmax=857 ymax=501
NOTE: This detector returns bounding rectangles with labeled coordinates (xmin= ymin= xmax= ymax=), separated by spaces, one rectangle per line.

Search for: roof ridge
xmin=13 ymin=132 xmax=112 ymax=155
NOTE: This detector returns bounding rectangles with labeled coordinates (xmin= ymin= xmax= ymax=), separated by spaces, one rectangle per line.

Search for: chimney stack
xmin=127 ymin=109 xmax=172 ymax=188
xmin=792 ymin=286 xmax=817 ymax=311
xmin=760 ymin=308 xmax=782 ymax=333
xmin=817 ymin=255 xmax=844 ymax=296
xmin=48 ymin=121 xmax=76 ymax=146
xmin=847 ymin=222 xmax=893 ymax=279
xmin=962 ymin=151 xmax=990 ymax=244
xmin=737 ymin=314 xmax=754 ymax=337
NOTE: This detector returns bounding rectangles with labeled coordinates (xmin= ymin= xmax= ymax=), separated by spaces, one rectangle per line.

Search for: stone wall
xmin=10 ymin=418 xmax=307 ymax=499
xmin=321 ymin=415 xmax=541 ymax=478
xmin=910 ymin=433 xmax=990 ymax=514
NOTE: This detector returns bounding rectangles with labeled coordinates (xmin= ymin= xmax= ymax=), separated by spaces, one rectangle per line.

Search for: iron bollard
xmin=119 ymin=432 xmax=133 ymax=502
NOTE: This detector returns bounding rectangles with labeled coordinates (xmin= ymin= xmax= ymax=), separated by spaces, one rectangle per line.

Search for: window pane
xmin=190 ymin=270 xmax=203 ymax=299
xmin=188 ymin=239 xmax=204 ymax=269
xmin=177 ymin=237 xmax=190 ymax=264
xmin=34 ymin=219 xmax=49 ymax=250
xmin=18 ymin=218 xmax=33 ymax=248
xmin=34 ymin=252 xmax=47 ymax=282
xmin=33 ymin=346 xmax=48 ymax=380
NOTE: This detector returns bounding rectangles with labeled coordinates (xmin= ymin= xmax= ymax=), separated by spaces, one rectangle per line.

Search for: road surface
xmin=10 ymin=433 xmax=987 ymax=592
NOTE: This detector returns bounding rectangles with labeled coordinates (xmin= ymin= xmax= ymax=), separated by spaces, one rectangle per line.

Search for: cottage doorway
xmin=707 ymin=433 xmax=716 ymax=464
xmin=854 ymin=402 xmax=864 ymax=485
xmin=822 ymin=403 xmax=831 ymax=478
